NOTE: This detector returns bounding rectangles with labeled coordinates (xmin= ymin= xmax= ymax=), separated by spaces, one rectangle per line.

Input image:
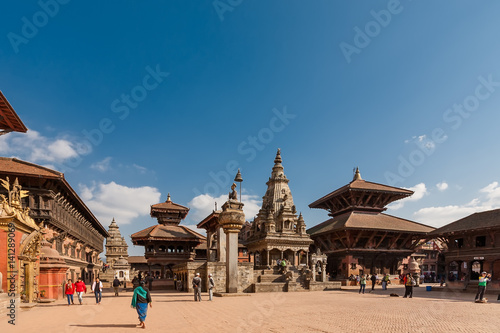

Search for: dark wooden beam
xmin=364 ymin=231 xmax=378 ymax=249
xmin=388 ymin=234 xmax=401 ymax=249
xmin=398 ymin=234 xmax=413 ymax=249
xmin=345 ymin=230 xmax=352 ymax=248
xmin=333 ymin=231 xmax=347 ymax=248
xmin=352 ymin=230 xmax=364 ymax=248
xmin=375 ymin=232 xmax=388 ymax=249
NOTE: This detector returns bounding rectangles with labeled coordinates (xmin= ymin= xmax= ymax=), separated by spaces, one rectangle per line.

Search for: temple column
xmin=312 ymin=261 xmax=316 ymax=282
xmin=207 ymin=230 xmax=213 ymax=262
xmin=266 ymin=250 xmax=269 ymax=266
xmin=217 ymin=226 xmax=226 ymax=262
xmin=321 ymin=263 xmax=327 ymax=282
xmin=219 ymin=199 xmax=245 ymax=293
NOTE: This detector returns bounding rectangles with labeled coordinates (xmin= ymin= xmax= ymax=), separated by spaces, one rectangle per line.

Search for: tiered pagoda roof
xmin=132 ymin=194 xmax=204 ymax=246
xmin=150 ymin=193 xmax=189 ymax=225
xmin=308 ymin=168 xmax=433 ymax=239
xmin=309 ymin=168 xmax=413 ymax=217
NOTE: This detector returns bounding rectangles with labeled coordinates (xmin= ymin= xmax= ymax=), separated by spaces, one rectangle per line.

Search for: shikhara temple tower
xmin=105 ymin=218 xmax=129 ymax=266
xmin=308 ymin=168 xmax=434 ymax=278
xmin=246 ymin=149 xmax=313 ymax=267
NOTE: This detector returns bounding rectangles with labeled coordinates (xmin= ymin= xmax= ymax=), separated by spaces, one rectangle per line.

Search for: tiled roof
xmin=428 ymin=208 xmax=500 ymax=235
xmin=131 ymin=224 xmax=206 ymax=241
xmin=196 ymin=211 xmax=220 ymax=229
xmin=127 ymin=256 xmax=148 ymax=264
xmin=0 ymin=157 xmax=63 ymax=178
xmin=0 ymin=91 xmax=28 ymax=133
xmin=307 ymin=211 xmax=434 ymax=236
xmin=309 ymin=179 xmax=413 ymax=209
xmin=151 ymin=200 xmax=189 ymax=211
xmin=0 ymin=157 xmax=108 ymax=237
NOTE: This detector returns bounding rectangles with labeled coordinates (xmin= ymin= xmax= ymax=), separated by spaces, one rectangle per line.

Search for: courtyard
xmin=2 ymin=285 xmax=499 ymax=333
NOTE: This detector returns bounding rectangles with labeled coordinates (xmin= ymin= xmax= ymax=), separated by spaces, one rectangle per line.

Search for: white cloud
xmin=388 ymin=183 xmax=428 ymax=210
xmin=436 ymin=182 xmax=448 ymax=191
xmin=132 ymin=164 xmax=148 ymax=174
xmin=91 ymin=157 xmax=112 ymax=172
xmin=188 ymin=193 xmax=261 ymax=223
xmin=0 ymin=129 xmax=89 ymax=168
xmin=413 ymin=181 xmax=500 ymax=228
xmin=79 ymin=181 xmax=161 ymax=225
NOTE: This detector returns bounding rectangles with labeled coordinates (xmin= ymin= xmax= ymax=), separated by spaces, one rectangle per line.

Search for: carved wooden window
xmin=454 ymin=238 xmax=464 ymax=248
xmin=476 ymin=236 xmax=486 ymax=247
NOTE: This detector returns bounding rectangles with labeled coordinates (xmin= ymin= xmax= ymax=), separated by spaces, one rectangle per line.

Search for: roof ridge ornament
xmin=166 ymin=193 xmax=171 ymax=202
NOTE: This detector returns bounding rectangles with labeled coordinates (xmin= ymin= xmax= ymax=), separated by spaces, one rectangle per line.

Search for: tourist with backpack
xmin=359 ymin=274 xmax=367 ymax=294
xmin=403 ymin=273 xmax=415 ymax=298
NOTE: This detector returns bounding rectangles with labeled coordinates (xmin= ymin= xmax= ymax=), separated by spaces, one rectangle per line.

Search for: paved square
xmin=2 ymin=285 xmax=499 ymax=333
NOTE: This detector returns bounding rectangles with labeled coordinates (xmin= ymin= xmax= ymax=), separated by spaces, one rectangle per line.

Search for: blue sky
xmin=2 ymin=1 xmax=500 ymax=256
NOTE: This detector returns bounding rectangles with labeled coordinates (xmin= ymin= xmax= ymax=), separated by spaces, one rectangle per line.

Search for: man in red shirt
xmin=64 ymin=279 xmax=75 ymax=305
xmin=75 ymin=277 xmax=87 ymax=305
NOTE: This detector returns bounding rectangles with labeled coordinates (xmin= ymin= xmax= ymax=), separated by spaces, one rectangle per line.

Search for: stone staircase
xmin=253 ymin=266 xmax=308 ymax=292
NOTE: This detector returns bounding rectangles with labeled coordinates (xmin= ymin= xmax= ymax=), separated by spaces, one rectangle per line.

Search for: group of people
xmin=63 ymin=277 xmax=88 ymax=305
xmin=354 ymin=273 xmax=391 ymax=294
xmin=65 ymin=275 xmax=152 ymax=329
xmin=192 ymin=272 xmax=215 ymax=301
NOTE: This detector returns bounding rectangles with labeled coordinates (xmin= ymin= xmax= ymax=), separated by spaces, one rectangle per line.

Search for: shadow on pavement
xmin=69 ymin=324 xmax=137 ymax=328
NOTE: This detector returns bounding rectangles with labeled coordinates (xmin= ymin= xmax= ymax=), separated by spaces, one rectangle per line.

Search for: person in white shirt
xmin=91 ymin=277 xmax=103 ymax=305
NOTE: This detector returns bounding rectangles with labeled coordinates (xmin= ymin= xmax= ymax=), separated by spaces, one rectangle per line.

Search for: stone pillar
xmin=217 ymin=226 xmax=226 ymax=262
xmin=311 ymin=261 xmax=316 ymax=282
xmin=218 ymin=199 xmax=245 ymax=294
xmin=207 ymin=230 xmax=213 ymax=262
xmin=321 ymin=262 xmax=327 ymax=282
xmin=280 ymin=251 xmax=284 ymax=259
xmin=266 ymin=250 xmax=269 ymax=266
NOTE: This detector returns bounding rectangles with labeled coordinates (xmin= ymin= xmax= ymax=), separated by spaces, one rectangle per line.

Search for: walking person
xmin=92 ymin=277 xmax=103 ymax=305
xmin=359 ymin=274 xmax=367 ymax=294
xmin=475 ymin=271 xmax=492 ymax=302
xmin=75 ymin=277 xmax=87 ymax=305
xmin=192 ymin=272 xmax=202 ymax=301
xmin=370 ymin=274 xmax=377 ymax=292
xmin=64 ymin=279 xmax=75 ymax=306
xmin=382 ymin=274 xmax=390 ymax=290
xmin=208 ymin=274 xmax=215 ymax=301
xmin=113 ymin=276 xmax=121 ymax=296
xmin=131 ymin=281 xmax=152 ymax=329
xmin=403 ymin=273 xmax=415 ymax=298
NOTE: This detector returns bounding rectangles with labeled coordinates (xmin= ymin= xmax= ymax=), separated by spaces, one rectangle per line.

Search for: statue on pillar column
xmin=218 ymin=183 xmax=245 ymax=293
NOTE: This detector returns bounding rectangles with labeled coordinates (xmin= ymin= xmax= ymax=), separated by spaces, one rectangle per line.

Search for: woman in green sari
xmin=131 ymin=281 xmax=152 ymax=329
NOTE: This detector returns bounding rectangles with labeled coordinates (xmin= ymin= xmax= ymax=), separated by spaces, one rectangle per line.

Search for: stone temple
xmin=246 ymin=149 xmax=313 ymax=267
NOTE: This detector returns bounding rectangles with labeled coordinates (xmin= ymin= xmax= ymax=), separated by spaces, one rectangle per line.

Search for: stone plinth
xmin=218 ymin=200 xmax=245 ymax=293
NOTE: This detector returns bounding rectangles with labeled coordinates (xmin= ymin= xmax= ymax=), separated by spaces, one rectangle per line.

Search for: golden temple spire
xmin=353 ymin=167 xmax=362 ymax=181
xmin=166 ymin=193 xmax=171 ymax=202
